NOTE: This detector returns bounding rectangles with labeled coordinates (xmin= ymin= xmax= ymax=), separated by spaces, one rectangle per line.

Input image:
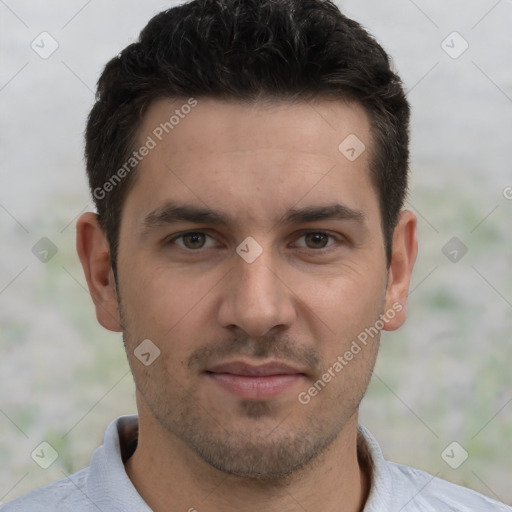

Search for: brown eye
xmin=304 ymin=232 xmax=330 ymax=249
xmin=182 ymin=232 xmax=206 ymax=249
xmin=168 ymin=231 xmax=217 ymax=250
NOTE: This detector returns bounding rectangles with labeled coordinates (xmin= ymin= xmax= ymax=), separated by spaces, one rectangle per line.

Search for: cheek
xmin=118 ymin=262 xmax=219 ymax=360
xmin=121 ymin=260 xmax=199 ymax=323
xmin=119 ymin=274 xmax=203 ymax=389
xmin=298 ymin=274 xmax=384 ymax=399
xmin=300 ymin=267 xmax=387 ymax=339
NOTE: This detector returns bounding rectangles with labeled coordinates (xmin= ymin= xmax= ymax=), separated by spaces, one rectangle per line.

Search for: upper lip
xmin=206 ymin=361 xmax=306 ymax=377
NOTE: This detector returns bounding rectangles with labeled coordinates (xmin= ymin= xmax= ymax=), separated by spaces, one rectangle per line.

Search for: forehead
xmin=122 ymin=97 xmax=378 ymax=233
xmin=139 ymin=96 xmax=371 ymax=164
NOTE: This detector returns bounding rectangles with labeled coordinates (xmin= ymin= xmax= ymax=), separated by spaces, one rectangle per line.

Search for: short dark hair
xmin=85 ymin=0 xmax=410 ymax=272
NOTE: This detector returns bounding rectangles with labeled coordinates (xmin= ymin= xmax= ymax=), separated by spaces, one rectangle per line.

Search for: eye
xmin=294 ymin=231 xmax=338 ymax=250
xmin=167 ymin=231 xmax=217 ymax=250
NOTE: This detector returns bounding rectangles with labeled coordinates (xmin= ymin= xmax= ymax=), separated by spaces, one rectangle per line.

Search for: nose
xmin=217 ymin=247 xmax=297 ymax=338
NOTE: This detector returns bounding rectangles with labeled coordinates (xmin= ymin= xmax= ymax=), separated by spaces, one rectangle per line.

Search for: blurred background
xmin=0 ymin=0 xmax=511 ymax=506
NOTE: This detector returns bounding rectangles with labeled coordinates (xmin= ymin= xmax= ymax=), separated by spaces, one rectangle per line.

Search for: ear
xmin=383 ymin=209 xmax=418 ymax=331
xmin=76 ymin=212 xmax=122 ymax=332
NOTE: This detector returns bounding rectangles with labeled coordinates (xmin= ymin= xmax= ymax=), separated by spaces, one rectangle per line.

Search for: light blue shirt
xmin=2 ymin=415 xmax=510 ymax=511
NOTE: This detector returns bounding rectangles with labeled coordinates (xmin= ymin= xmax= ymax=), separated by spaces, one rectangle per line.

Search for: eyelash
xmin=165 ymin=230 xmax=342 ymax=253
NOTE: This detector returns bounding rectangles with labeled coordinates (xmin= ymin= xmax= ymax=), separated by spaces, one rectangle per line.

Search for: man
xmin=3 ymin=0 xmax=510 ymax=510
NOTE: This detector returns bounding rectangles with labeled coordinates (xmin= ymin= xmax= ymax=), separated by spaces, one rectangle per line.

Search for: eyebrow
xmin=139 ymin=201 xmax=366 ymax=235
xmin=280 ymin=204 xmax=365 ymax=226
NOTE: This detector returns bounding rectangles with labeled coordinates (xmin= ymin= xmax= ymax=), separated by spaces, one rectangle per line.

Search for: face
xmin=78 ymin=97 xmax=416 ymax=479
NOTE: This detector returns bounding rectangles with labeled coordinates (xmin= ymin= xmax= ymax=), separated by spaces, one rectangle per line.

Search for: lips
xmin=205 ymin=361 xmax=306 ymax=400
xmin=207 ymin=361 xmax=305 ymax=376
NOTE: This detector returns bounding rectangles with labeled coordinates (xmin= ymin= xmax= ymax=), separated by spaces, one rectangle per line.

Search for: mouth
xmin=204 ymin=361 xmax=307 ymax=400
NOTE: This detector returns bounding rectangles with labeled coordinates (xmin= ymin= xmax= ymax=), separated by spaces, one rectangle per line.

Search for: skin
xmin=76 ymin=98 xmax=417 ymax=512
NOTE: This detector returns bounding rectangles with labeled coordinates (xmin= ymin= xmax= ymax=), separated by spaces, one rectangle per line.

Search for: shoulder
xmin=1 ymin=468 xmax=91 ymax=512
xmin=387 ymin=461 xmax=512 ymax=511
xmin=1 ymin=415 xmax=142 ymax=512
xmin=357 ymin=425 xmax=511 ymax=511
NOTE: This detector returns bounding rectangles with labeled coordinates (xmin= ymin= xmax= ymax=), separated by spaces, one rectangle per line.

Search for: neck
xmin=125 ymin=402 xmax=370 ymax=512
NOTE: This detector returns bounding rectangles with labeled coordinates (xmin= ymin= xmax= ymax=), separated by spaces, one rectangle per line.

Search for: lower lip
xmin=206 ymin=373 xmax=304 ymax=400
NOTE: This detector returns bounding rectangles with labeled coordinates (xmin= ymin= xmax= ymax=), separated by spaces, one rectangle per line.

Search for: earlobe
xmin=76 ymin=212 xmax=123 ymax=332
xmin=383 ymin=210 xmax=418 ymax=331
